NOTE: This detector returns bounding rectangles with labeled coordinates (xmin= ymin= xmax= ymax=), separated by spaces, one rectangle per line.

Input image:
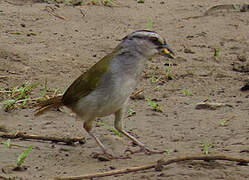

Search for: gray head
xmin=120 ymin=30 xmax=175 ymax=59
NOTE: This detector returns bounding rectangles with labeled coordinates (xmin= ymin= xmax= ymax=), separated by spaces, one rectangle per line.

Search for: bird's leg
xmin=83 ymin=118 xmax=129 ymax=159
xmin=114 ymin=108 xmax=166 ymax=155
xmin=83 ymin=119 xmax=112 ymax=159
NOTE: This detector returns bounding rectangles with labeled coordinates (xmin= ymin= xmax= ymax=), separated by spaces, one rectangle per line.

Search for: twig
xmin=54 ymin=155 xmax=249 ymax=180
xmin=45 ymin=6 xmax=66 ymax=20
xmin=204 ymin=4 xmax=249 ymax=15
xmin=0 ymin=132 xmax=85 ymax=145
xmin=15 ymin=97 xmax=43 ymax=104
xmin=0 ymin=90 xmax=12 ymax=93
xmin=130 ymin=89 xmax=144 ymax=100
xmin=0 ymin=76 xmax=7 ymax=79
xmin=79 ymin=9 xmax=86 ymax=17
xmin=0 ymin=174 xmax=11 ymax=180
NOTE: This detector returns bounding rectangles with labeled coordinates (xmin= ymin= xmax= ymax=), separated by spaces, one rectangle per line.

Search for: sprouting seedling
xmin=183 ymin=89 xmax=192 ymax=96
xmin=214 ymin=48 xmax=220 ymax=57
xmin=220 ymin=116 xmax=235 ymax=127
xmin=147 ymin=18 xmax=152 ymax=30
xmin=97 ymin=122 xmax=122 ymax=137
xmin=6 ymin=139 xmax=11 ymax=148
xmin=164 ymin=149 xmax=174 ymax=155
xmin=220 ymin=120 xmax=227 ymax=126
xmin=64 ymin=0 xmax=72 ymax=3
xmin=151 ymin=65 xmax=161 ymax=83
xmin=151 ymin=75 xmax=161 ymax=83
xmin=213 ymin=48 xmax=220 ymax=61
xmin=202 ymin=140 xmax=213 ymax=155
xmin=137 ymin=0 xmax=145 ymax=3
xmin=41 ymin=79 xmax=48 ymax=97
xmin=17 ymin=145 xmax=32 ymax=167
xmin=3 ymin=82 xmax=40 ymax=111
xmin=3 ymin=99 xmax=16 ymax=111
xmin=146 ymin=98 xmax=163 ymax=112
xmin=41 ymin=80 xmax=63 ymax=97
xmin=103 ymin=0 xmax=114 ymax=6
xmin=128 ymin=107 xmax=136 ymax=117
xmin=153 ymin=86 xmax=160 ymax=91
xmin=165 ymin=60 xmax=173 ymax=80
xmin=85 ymin=0 xmax=115 ymax=7
xmin=206 ymin=97 xmax=212 ymax=102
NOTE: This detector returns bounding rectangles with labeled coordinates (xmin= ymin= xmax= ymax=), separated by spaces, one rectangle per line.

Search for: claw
xmin=91 ymin=152 xmax=130 ymax=161
xmin=125 ymin=147 xmax=166 ymax=155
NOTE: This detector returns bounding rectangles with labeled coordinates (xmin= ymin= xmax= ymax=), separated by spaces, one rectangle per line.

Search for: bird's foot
xmin=91 ymin=152 xmax=130 ymax=161
xmin=125 ymin=146 xmax=166 ymax=155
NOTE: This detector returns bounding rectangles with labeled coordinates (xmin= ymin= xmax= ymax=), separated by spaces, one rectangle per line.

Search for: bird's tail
xmin=34 ymin=95 xmax=63 ymax=117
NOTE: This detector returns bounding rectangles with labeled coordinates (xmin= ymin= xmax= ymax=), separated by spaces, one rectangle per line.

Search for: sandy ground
xmin=0 ymin=0 xmax=249 ymax=179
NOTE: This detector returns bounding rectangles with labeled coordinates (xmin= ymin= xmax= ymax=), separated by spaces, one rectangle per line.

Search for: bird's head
xmin=121 ymin=30 xmax=175 ymax=59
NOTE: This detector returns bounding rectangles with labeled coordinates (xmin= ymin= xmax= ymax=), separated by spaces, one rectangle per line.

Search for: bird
xmin=35 ymin=30 xmax=175 ymax=159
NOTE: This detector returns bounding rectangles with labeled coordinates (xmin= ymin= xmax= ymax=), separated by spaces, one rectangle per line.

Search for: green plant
xmin=1 ymin=81 xmax=63 ymax=111
xmin=153 ymin=86 xmax=160 ymax=91
xmin=40 ymin=79 xmax=48 ymax=97
xmin=213 ymin=47 xmax=220 ymax=61
xmin=137 ymin=0 xmax=145 ymax=3
xmin=17 ymin=145 xmax=33 ymax=167
xmin=202 ymin=140 xmax=213 ymax=155
xmin=64 ymin=0 xmax=72 ymax=3
xmin=183 ymin=89 xmax=192 ymax=96
xmin=128 ymin=106 xmax=136 ymax=120
xmin=164 ymin=149 xmax=174 ymax=155
xmin=6 ymin=139 xmax=11 ymax=148
xmin=220 ymin=120 xmax=227 ymax=126
xmin=146 ymin=98 xmax=163 ymax=112
xmin=219 ymin=116 xmax=235 ymax=127
xmin=97 ymin=122 xmax=122 ymax=137
xmin=3 ymin=81 xmax=39 ymax=111
xmin=85 ymin=0 xmax=115 ymax=7
xmin=147 ymin=18 xmax=152 ymax=30
xmin=151 ymin=65 xmax=161 ymax=83
xmin=214 ymin=48 xmax=220 ymax=57
xmin=165 ymin=60 xmax=173 ymax=80
xmin=151 ymin=75 xmax=161 ymax=83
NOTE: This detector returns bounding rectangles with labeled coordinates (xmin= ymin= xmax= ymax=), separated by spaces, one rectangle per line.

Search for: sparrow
xmin=35 ymin=30 xmax=175 ymax=159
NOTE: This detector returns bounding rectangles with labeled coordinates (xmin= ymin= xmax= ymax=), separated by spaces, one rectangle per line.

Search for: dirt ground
xmin=0 ymin=0 xmax=249 ymax=179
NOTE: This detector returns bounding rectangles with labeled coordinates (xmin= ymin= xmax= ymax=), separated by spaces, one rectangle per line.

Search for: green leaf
xmin=165 ymin=149 xmax=174 ymax=155
xmin=17 ymin=145 xmax=33 ymax=167
xmin=147 ymin=18 xmax=152 ymax=30
xmin=3 ymin=99 xmax=16 ymax=111
xmin=202 ymin=140 xmax=213 ymax=155
xmin=128 ymin=108 xmax=136 ymax=117
xmin=183 ymin=89 xmax=192 ymax=96
xmin=215 ymin=48 xmax=220 ymax=57
xmin=6 ymin=139 xmax=11 ymax=148
xmin=146 ymin=98 xmax=163 ymax=112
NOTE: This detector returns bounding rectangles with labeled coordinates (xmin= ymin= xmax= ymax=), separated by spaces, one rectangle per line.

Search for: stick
xmin=0 ymin=174 xmax=10 ymax=180
xmin=54 ymin=155 xmax=249 ymax=180
xmin=0 ymin=76 xmax=7 ymax=79
xmin=0 ymin=132 xmax=85 ymax=145
xmin=130 ymin=89 xmax=144 ymax=99
xmin=45 ymin=6 xmax=66 ymax=20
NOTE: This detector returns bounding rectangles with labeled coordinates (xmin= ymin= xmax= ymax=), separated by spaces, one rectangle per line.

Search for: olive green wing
xmin=62 ymin=47 xmax=120 ymax=106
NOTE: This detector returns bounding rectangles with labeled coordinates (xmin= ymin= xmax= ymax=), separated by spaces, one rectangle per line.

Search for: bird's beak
xmin=160 ymin=44 xmax=176 ymax=59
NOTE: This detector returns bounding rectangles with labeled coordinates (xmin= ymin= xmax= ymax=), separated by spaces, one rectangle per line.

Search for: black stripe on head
xmin=123 ymin=30 xmax=166 ymax=47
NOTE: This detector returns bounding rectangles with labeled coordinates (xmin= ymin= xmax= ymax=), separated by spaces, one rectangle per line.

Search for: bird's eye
xmin=150 ymin=37 xmax=164 ymax=47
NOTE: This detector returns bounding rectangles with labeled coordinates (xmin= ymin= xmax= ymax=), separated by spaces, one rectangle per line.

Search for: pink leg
xmin=83 ymin=118 xmax=129 ymax=159
xmin=114 ymin=109 xmax=165 ymax=155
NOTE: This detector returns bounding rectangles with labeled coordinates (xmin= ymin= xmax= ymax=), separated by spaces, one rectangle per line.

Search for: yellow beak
xmin=162 ymin=48 xmax=176 ymax=59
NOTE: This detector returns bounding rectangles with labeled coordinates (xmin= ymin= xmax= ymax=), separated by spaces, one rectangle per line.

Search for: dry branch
xmin=0 ymin=132 xmax=85 ymax=145
xmin=54 ymin=155 xmax=249 ymax=180
xmin=45 ymin=6 xmax=66 ymax=20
